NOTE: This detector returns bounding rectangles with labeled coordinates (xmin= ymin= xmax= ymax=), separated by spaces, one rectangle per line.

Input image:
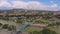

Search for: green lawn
xmin=49 ymin=26 xmax=60 ymax=34
xmin=16 ymin=23 xmax=23 ymax=29
xmin=24 ymin=26 xmax=42 ymax=32
xmin=35 ymin=18 xmax=52 ymax=24
xmin=16 ymin=23 xmax=42 ymax=32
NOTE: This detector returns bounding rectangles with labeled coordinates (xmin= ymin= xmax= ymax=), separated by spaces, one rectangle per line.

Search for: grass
xmin=24 ymin=26 xmax=42 ymax=32
xmin=16 ymin=23 xmax=42 ymax=32
xmin=16 ymin=23 xmax=23 ymax=29
xmin=16 ymin=18 xmax=53 ymax=32
xmin=35 ymin=18 xmax=51 ymax=24
xmin=0 ymin=17 xmax=9 ymax=21
xmin=0 ymin=17 xmax=59 ymax=33
xmin=49 ymin=26 xmax=60 ymax=34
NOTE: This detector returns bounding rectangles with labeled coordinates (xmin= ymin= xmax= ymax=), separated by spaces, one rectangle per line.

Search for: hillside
xmin=0 ymin=9 xmax=60 ymax=15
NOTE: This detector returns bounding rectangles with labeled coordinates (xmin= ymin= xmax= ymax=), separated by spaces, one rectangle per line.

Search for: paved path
xmin=31 ymin=24 xmax=48 ymax=28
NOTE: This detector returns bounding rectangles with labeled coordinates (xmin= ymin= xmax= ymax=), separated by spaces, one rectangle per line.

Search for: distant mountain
xmin=0 ymin=7 xmax=58 ymax=12
xmin=0 ymin=8 xmax=59 ymax=16
xmin=0 ymin=7 xmax=13 ymax=10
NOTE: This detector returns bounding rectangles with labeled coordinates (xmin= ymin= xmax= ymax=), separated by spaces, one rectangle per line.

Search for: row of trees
xmin=48 ymin=21 xmax=60 ymax=27
xmin=29 ymin=28 xmax=57 ymax=34
xmin=0 ymin=23 xmax=16 ymax=31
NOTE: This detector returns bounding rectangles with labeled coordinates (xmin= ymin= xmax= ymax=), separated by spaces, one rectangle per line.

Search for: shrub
xmin=8 ymin=25 xmax=16 ymax=31
xmin=0 ymin=23 xmax=3 ymax=26
xmin=29 ymin=31 xmax=41 ymax=34
xmin=2 ymin=24 xmax=9 ymax=29
xmin=29 ymin=29 xmax=57 ymax=34
xmin=17 ymin=20 xmax=22 ymax=24
xmin=40 ymin=28 xmax=57 ymax=34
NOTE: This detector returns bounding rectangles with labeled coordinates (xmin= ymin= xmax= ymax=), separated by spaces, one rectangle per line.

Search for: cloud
xmin=50 ymin=1 xmax=54 ymax=3
xmin=10 ymin=1 xmax=51 ymax=10
xmin=11 ymin=1 xmax=27 ymax=8
xmin=50 ymin=4 xmax=57 ymax=8
xmin=0 ymin=0 xmax=59 ymax=11
xmin=50 ymin=1 xmax=58 ymax=8
xmin=0 ymin=1 xmax=12 ymax=7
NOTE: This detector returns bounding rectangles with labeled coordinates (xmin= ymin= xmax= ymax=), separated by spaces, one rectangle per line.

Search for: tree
xmin=29 ymin=31 xmax=40 ymax=34
xmin=8 ymin=25 xmax=16 ymax=34
xmin=56 ymin=22 xmax=60 ymax=26
xmin=2 ymin=24 xmax=9 ymax=29
xmin=8 ymin=25 xmax=16 ymax=31
xmin=40 ymin=28 xmax=57 ymax=34
xmin=29 ymin=29 xmax=57 ymax=34
xmin=33 ymin=31 xmax=40 ymax=34
xmin=48 ymin=24 xmax=55 ymax=27
xmin=17 ymin=20 xmax=23 ymax=24
xmin=0 ymin=23 xmax=3 ymax=26
xmin=0 ymin=23 xmax=3 ymax=30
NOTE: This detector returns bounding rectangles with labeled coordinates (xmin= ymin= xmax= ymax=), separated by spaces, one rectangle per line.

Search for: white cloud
xmin=0 ymin=0 xmax=59 ymax=11
xmin=50 ymin=4 xmax=57 ymax=8
xmin=50 ymin=1 xmax=54 ymax=3
xmin=11 ymin=1 xmax=50 ymax=10
xmin=0 ymin=1 xmax=12 ymax=7
xmin=11 ymin=1 xmax=27 ymax=8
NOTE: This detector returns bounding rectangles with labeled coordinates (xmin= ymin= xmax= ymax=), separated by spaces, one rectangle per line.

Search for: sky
xmin=0 ymin=0 xmax=60 ymax=11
